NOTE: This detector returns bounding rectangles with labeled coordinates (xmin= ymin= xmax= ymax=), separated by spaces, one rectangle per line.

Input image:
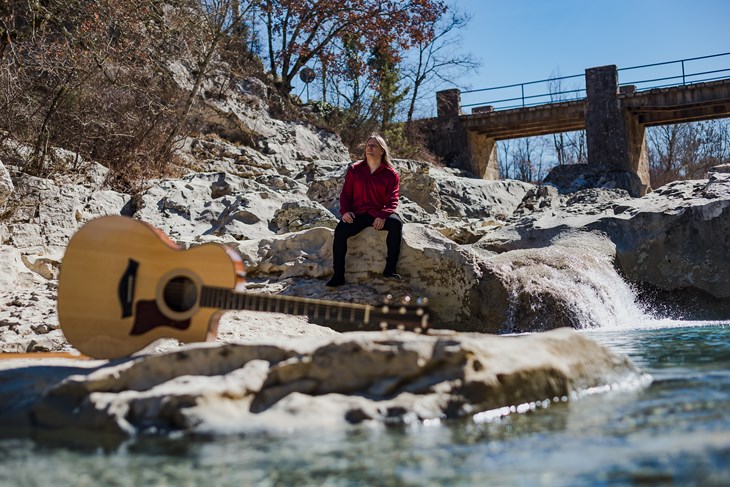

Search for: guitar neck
xmin=200 ymin=286 xmax=375 ymax=330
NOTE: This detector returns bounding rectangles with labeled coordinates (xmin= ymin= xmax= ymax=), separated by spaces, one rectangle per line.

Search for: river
xmin=0 ymin=321 xmax=728 ymax=486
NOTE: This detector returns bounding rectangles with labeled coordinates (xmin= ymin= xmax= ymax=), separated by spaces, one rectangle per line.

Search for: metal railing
xmin=460 ymin=52 xmax=730 ymax=112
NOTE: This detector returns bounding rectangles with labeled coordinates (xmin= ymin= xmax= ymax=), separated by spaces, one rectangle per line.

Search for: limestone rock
xmin=133 ymin=172 xmax=305 ymax=243
xmin=191 ymin=71 xmax=350 ymax=170
xmin=0 ymin=158 xmax=13 ymax=207
xmin=477 ymin=175 xmax=730 ymax=315
xmin=544 ymin=163 xmax=647 ymax=197
xmin=0 ymin=328 xmax=642 ymax=437
xmin=272 ymin=200 xmax=338 ymax=234
xmin=431 ymin=167 xmax=532 ymax=220
xmin=473 ymin=233 xmax=648 ymax=332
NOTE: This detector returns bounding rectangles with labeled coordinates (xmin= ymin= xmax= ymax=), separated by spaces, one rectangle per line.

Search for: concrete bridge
xmin=424 ymin=63 xmax=730 ymax=196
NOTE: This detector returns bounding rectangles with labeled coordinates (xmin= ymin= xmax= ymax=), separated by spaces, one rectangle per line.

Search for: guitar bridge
xmin=118 ymin=258 xmax=139 ymax=318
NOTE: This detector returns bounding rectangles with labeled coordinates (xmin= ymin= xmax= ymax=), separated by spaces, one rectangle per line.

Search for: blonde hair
xmin=365 ymin=134 xmax=393 ymax=166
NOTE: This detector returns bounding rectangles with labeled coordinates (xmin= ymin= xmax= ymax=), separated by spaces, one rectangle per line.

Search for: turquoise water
xmin=1 ymin=322 xmax=729 ymax=486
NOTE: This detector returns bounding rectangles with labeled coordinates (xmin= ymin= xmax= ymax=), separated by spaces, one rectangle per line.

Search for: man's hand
xmin=373 ymin=217 xmax=385 ymax=230
xmin=342 ymin=212 xmax=355 ymax=223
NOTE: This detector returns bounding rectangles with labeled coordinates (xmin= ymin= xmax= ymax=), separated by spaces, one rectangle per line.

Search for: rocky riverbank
xmin=1 ymin=69 xmax=728 ymax=436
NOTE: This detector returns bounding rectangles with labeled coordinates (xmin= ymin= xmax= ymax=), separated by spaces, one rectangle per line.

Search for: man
xmin=326 ymin=135 xmax=402 ymax=287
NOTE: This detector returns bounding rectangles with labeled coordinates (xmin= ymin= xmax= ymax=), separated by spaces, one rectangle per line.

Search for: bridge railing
xmin=461 ymin=52 xmax=730 ymax=113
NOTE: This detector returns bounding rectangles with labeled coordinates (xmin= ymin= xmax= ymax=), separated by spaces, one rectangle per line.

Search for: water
xmin=1 ymin=322 xmax=729 ymax=486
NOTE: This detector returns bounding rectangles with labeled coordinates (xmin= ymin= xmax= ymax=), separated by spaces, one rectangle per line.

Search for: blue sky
xmin=449 ymin=0 xmax=730 ymax=109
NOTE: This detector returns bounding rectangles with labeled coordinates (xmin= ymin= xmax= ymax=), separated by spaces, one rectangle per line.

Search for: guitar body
xmin=57 ymin=216 xmax=244 ymax=359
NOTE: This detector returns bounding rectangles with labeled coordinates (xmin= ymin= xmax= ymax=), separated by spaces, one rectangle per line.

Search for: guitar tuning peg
xmin=401 ymin=295 xmax=412 ymax=304
xmin=379 ymin=321 xmax=388 ymax=330
xmin=416 ymin=297 xmax=429 ymax=306
xmin=384 ymin=294 xmax=393 ymax=304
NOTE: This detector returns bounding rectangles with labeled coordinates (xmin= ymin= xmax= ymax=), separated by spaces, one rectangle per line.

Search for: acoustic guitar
xmin=57 ymin=216 xmax=430 ymax=359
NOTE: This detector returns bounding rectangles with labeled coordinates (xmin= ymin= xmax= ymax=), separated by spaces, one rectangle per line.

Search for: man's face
xmin=366 ymin=139 xmax=384 ymax=160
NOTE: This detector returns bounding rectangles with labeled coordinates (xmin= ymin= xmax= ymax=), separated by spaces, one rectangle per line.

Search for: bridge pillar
xmin=437 ymin=89 xmax=462 ymax=118
xmin=466 ymin=132 xmax=500 ymax=179
xmin=432 ymin=89 xmax=499 ymax=179
xmin=585 ymin=65 xmax=650 ymax=196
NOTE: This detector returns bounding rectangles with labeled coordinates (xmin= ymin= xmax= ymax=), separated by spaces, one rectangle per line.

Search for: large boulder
xmin=471 ymin=232 xmax=648 ymax=332
xmin=0 ymin=328 xmax=642 ymax=437
xmin=608 ymin=172 xmax=730 ymax=299
xmin=235 ymin=224 xmax=645 ymax=333
xmin=235 ymin=224 xmax=486 ymax=327
xmin=544 ymin=163 xmax=647 ymax=197
xmin=477 ymin=168 xmax=730 ymax=316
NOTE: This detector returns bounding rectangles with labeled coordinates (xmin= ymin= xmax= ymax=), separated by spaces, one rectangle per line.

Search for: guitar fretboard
xmin=200 ymin=286 xmax=372 ymax=327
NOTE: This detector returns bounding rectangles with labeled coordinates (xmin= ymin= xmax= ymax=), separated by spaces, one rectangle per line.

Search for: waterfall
xmin=497 ymin=232 xmax=652 ymax=332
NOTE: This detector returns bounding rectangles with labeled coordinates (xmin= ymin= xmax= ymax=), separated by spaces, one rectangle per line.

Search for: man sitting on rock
xmin=326 ymin=134 xmax=403 ymax=287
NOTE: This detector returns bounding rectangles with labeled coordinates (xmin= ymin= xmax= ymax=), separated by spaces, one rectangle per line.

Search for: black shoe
xmin=326 ymin=277 xmax=345 ymax=287
xmin=382 ymin=272 xmax=402 ymax=280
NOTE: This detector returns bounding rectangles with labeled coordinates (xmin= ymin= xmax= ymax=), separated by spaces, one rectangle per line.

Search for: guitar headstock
xmin=370 ymin=295 xmax=430 ymax=332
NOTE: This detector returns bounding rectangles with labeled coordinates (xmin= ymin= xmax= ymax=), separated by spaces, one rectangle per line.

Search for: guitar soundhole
xmin=163 ymin=276 xmax=198 ymax=312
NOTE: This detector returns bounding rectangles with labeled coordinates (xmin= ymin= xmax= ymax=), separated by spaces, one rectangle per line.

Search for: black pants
xmin=332 ymin=213 xmax=403 ymax=279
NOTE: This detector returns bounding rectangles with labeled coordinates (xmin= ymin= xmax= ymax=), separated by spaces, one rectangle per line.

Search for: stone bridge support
xmin=465 ymin=131 xmax=500 ymax=180
xmin=585 ymin=66 xmax=650 ymax=195
xmin=430 ymin=89 xmax=500 ymax=179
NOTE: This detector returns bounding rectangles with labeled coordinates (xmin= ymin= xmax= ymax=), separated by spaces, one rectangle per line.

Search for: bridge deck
xmin=461 ymin=78 xmax=730 ymax=140
xmin=461 ymin=100 xmax=585 ymax=140
xmin=623 ymin=78 xmax=730 ymax=126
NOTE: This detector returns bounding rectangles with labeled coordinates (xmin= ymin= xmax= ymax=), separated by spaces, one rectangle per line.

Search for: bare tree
xmin=257 ymin=0 xmax=446 ymax=93
xmin=509 ymin=137 xmax=546 ymax=183
xmin=648 ymin=120 xmax=730 ymax=188
xmin=160 ymin=0 xmax=256 ymax=158
xmin=498 ymin=139 xmax=512 ymax=179
xmin=547 ymin=70 xmax=586 ymax=166
xmin=0 ymin=0 xmax=265 ymax=188
xmin=401 ymin=9 xmax=479 ymax=124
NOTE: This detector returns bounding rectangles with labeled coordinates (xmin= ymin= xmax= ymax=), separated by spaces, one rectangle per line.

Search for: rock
xmin=0 ymin=328 xmax=642 ymax=437
xmin=610 ymin=177 xmax=730 ymax=300
xmin=0 ymin=157 xmax=13 ymax=207
xmin=473 ymin=232 xmax=648 ymax=332
xmin=189 ymin=70 xmax=350 ymax=170
xmin=476 ymin=176 xmax=730 ymax=316
xmin=544 ymin=163 xmax=647 ymax=197
xmin=709 ymin=163 xmax=730 ymax=174
xmin=133 ymin=172 xmax=307 ymax=243
xmin=272 ymin=200 xmax=338 ymax=234
xmin=237 ymin=224 xmax=496 ymax=329
xmin=431 ymin=167 xmax=533 ymax=220
xmin=511 ymin=185 xmax=562 ymax=217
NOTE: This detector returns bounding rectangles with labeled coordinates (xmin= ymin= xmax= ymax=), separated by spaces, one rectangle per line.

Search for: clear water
xmin=1 ymin=322 xmax=729 ymax=486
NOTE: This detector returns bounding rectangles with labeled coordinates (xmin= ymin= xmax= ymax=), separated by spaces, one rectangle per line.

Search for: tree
xmin=648 ymin=120 xmax=730 ymax=188
xmin=368 ymin=48 xmax=409 ymax=131
xmin=500 ymin=137 xmax=547 ymax=182
xmin=0 ymin=0 xmax=172 ymax=175
xmin=257 ymin=0 xmax=446 ymax=93
xmin=160 ymin=0 xmax=256 ymax=158
xmin=401 ymin=9 xmax=479 ymax=124
xmin=0 ymin=0 xmax=262 ymax=187
xmin=547 ymin=70 xmax=586 ymax=166
xmin=498 ymin=139 xmax=512 ymax=179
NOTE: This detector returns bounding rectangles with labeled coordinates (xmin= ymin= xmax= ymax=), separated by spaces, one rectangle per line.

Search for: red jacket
xmin=340 ymin=160 xmax=400 ymax=219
